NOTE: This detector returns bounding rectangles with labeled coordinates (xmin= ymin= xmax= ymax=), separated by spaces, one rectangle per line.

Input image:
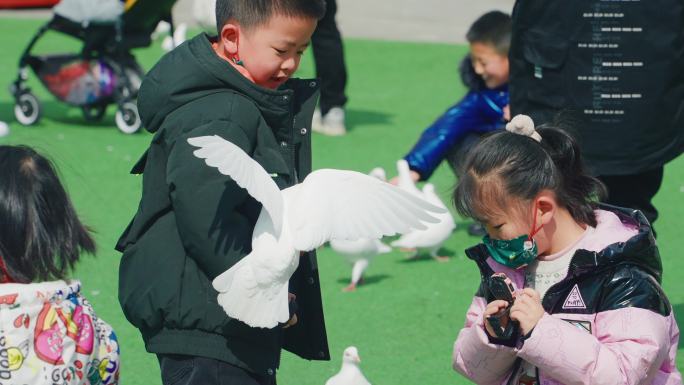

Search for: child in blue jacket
xmin=396 ymin=11 xmax=511 ymax=184
xmin=392 ymin=11 xmax=510 ymax=236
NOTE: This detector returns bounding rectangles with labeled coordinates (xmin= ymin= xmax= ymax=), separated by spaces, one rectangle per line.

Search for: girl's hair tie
xmin=505 ymin=114 xmax=542 ymax=142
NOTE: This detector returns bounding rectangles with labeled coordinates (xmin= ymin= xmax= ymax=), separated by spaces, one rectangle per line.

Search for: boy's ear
xmin=219 ymin=22 xmax=241 ymax=56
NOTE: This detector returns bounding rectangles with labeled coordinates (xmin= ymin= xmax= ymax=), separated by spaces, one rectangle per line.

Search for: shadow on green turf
xmin=336 ymin=274 xmax=391 ymax=287
xmin=395 ymin=247 xmax=456 ymax=263
xmin=346 ymin=108 xmax=392 ymax=132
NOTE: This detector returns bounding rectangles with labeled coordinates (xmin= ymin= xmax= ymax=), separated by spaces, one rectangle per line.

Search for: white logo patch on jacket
xmin=562 ymin=284 xmax=587 ymax=309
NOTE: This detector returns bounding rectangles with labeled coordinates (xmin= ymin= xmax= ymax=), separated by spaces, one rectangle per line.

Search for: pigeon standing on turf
xmin=390 ymin=183 xmax=456 ymax=262
xmin=188 ymin=135 xmax=445 ymax=328
xmin=325 ymin=346 xmax=371 ymax=385
xmin=331 ymin=237 xmax=391 ymax=292
xmin=330 ymin=166 xmax=392 ymax=291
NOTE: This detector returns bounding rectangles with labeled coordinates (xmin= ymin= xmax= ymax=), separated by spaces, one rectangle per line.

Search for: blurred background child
xmin=390 ymin=10 xmax=511 ymax=235
xmin=0 ymin=145 xmax=119 ymax=385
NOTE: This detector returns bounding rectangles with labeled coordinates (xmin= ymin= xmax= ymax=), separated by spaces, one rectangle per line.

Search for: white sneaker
xmin=0 ymin=121 xmax=9 ymax=137
xmin=312 ymin=106 xmax=346 ymax=136
xmin=312 ymin=108 xmax=323 ymax=132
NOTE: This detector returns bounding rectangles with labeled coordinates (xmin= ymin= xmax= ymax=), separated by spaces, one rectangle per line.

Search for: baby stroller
xmin=11 ymin=0 xmax=177 ymax=134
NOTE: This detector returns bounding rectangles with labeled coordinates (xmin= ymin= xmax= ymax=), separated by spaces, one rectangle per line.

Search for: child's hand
xmin=483 ymin=299 xmax=510 ymax=336
xmin=283 ymin=293 xmax=298 ymax=329
xmin=503 ymin=105 xmax=511 ymax=121
xmin=509 ymin=288 xmax=544 ymax=335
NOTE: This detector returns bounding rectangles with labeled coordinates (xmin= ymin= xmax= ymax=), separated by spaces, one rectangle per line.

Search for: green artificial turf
xmin=0 ymin=17 xmax=683 ymax=385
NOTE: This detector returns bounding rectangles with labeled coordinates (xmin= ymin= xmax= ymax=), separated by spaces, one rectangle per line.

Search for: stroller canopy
xmin=53 ymin=0 xmax=123 ymax=24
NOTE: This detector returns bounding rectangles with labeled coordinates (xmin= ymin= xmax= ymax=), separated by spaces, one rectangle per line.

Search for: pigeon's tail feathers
xmin=213 ymin=256 xmax=289 ymax=329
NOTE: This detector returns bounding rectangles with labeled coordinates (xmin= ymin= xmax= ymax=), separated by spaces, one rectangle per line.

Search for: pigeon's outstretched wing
xmin=187 ymin=135 xmax=284 ymax=234
xmin=288 ymin=169 xmax=446 ymax=251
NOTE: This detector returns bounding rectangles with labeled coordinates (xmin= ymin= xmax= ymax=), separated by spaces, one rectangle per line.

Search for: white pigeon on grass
xmin=330 ymin=166 xmax=392 ymax=292
xmin=188 ymin=136 xmax=445 ymax=328
xmin=325 ymin=346 xmax=371 ymax=385
xmin=395 ymin=159 xmax=423 ymax=198
xmin=390 ymin=183 xmax=456 ymax=262
xmin=331 ymin=238 xmax=391 ymax=292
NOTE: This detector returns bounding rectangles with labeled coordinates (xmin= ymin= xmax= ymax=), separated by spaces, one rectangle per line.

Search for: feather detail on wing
xmin=287 ymin=169 xmax=446 ymax=251
xmin=187 ymin=135 xmax=284 ymax=234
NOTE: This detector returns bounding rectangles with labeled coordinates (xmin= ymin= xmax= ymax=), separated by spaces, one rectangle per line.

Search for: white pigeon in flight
xmin=330 ymin=167 xmax=392 ymax=292
xmin=390 ymin=183 xmax=456 ymax=262
xmin=325 ymin=346 xmax=371 ymax=385
xmin=188 ymin=135 xmax=444 ymax=328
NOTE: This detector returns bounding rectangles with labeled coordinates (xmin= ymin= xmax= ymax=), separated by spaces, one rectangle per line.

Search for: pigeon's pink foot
xmin=434 ymin=255 xmax=450 ymax=263
xmin=342 ymin=283 xmax=357 ymax=292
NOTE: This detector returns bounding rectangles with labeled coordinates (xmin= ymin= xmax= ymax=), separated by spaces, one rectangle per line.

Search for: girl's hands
xmin=483 ymin=299 xmax=510 ymax=336
xmin=509 ymin=288 xmax=544 ymax=335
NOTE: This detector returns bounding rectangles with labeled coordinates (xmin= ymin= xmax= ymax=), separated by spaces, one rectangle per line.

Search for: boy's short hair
xmin=466 ymin=11 xmax=512 ymax=55
xmin=216 ymin=0 xmax=327 ymax=35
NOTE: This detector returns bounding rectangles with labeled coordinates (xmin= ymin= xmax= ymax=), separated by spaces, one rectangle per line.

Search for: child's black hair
xmin=454 ymin=126 xmax=606 ymax=227
xmin=0 ymin=145 xmax=95 ymax=283
xmin=215 ymin=0 xmax=327 ymax=35
xmin=466 ymin=11 xmax=512 ymax=55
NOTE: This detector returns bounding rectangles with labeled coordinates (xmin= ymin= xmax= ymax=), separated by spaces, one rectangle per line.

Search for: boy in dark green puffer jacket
xmin=116 ymin=1 xmax=330 ymax=384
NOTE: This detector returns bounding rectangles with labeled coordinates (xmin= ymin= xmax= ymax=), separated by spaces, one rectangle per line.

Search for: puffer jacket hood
xmin=138 ymin=33 xmax=296 ymax=134
xmin=568 ymin=205 xmax=662 ymax=282
xmin=459 ymin=55 xmax=486 ymax=92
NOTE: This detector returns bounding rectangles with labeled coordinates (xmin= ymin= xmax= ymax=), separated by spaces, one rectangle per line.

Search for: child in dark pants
xmin=116 ymin=1 xmax=330 ymax=384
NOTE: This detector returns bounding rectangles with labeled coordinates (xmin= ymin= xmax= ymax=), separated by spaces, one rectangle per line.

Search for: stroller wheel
xmin=115 ymin=102 xmax=141 ymax=134
xmin=14 ymin=92 xmax=41 ymax=126
xmin=82 ymin=105 xmax=107 ymax=122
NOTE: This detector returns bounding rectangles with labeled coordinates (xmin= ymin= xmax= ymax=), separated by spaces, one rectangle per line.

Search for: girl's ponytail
xmin=537 ymin=127 xmax=606 ymax=227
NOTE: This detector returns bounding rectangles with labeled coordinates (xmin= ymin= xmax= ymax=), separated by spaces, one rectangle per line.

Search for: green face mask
xmin=483 ymin=234 xmax=538 ymax=269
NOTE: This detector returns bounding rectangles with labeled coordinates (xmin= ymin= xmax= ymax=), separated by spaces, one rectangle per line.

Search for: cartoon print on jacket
xmin=0 ymin=280 xmax=119 ymax=384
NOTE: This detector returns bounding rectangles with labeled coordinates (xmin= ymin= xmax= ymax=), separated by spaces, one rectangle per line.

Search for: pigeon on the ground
xmin=188 ymin=136 xmax=444 ymax=328
xmin=390 ymin=183 xmax=456 ymax=262
xmin=330 ymin=167 xmax=392 ymax=291
xmin=331 ymin=237 xmax=391 ymax=292
xmin=395 ymin=159 xmax=423 ymax=198
xmin=325 ymin=346 xmax=371 ymax=385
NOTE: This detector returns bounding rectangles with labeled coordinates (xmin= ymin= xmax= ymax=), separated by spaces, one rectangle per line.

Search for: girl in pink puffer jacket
xmin=451 ymin=116 xmax=681 ymax=385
